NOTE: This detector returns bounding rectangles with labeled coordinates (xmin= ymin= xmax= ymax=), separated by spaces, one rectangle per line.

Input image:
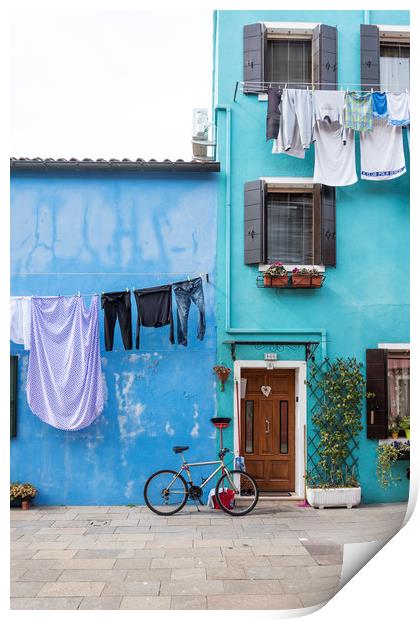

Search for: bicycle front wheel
xmin=144 ymin=469 xmax=188 ymax=516
xmin=215 ymin=470 xmax=259 ymax=516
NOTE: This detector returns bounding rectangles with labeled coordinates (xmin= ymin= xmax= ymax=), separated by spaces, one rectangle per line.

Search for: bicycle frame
xmin=165 ymin=453 xmax=238 ymax=494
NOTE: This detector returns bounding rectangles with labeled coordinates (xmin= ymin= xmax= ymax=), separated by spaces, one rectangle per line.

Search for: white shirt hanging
xmin=10 ymin=296 xmax=32 ymax=350
xmin=313 ymin=121 xmax=357 ymax=187
xmin=360 ymin=118 xmax=406 ymax=181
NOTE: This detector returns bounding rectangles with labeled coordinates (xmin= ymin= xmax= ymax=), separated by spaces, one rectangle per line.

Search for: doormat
xmin=260 ymin=492 xmax=292 ymax=497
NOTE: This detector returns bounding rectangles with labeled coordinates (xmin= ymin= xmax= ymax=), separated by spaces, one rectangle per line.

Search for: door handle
xmin=265 ymin=419 xmax=270 ymax=434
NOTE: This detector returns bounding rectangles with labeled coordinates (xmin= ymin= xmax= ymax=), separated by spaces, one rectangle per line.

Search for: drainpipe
xmin=364 ymin=10 xmax=370 ymax=25
xmin=214 ymin=105 xmax=327 ymax=360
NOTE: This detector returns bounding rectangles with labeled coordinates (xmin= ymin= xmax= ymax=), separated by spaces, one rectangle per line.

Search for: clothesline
xmin=11 ymin=271 xmax=210 ymax=277
xmin=234 ymin=80 xmax=409 ymax=101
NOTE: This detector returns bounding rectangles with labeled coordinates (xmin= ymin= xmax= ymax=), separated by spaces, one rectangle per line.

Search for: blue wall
xmin=10 ymin=171 xmax=219 ymax=505
xmin=213 ymin=10 xmax=410 ymax=503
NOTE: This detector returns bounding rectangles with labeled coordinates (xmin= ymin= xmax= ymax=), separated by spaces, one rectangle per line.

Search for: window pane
xmin=245 ymin=401 xmax=254 ymax=453
xmin=387 ymin=355 xmax=410 ymax=426
xmin=267 ymin=192 xmax=313 ymax=264
xmin=280 ymin=401 xmax=288 ymax=454
xmin=266 ymin=39 xmax=311 ymax=85
xmin=380 ymin=44 xmax=410 ymax=91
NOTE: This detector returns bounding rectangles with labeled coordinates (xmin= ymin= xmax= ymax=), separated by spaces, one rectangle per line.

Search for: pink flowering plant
xmin=292 ymin=266 xmax=321 ymax=276
xmin=264 ymin=262 xmax=288 ymax=276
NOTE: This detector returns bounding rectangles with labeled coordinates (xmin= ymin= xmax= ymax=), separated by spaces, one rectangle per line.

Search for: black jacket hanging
xmin=133 ymin=285 xmax=174 ymax=349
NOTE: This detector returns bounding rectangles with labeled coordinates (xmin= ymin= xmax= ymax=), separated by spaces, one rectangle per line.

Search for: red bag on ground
xmin=212 ymin=489 xmax=235 ymax=510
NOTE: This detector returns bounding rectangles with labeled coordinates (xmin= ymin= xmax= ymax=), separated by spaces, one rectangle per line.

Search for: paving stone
xmin=53 ymin=558 xmax=116 ymax=570
xmin=268 ymin=555 xmax=317 ymax=567
xmin=302 ymin=543 xmax=341 ymax=555
xmin=245 ymin=566 xmax=312 ymax=580
xmin=37 ymin=581 xmax=105 ymax=597
xmin=206 ymin=566 xmax=246 ymax=580
xmin=11 ymin=559 xmax=56 ymax=570
xmin=114 ymin=526 xmax=151 ymax=533
xmin=225 ymin=556 xmax=271 ymax=568
xmin=16 ymin=569 xmax=63 ymax=582
xmin=299 ymin=588 xmax=338 ymax=607
xmin=195 ymin=557 xmax=230 ymax=568
xmin=170 ymin=595 xmax=207 ymax=609
xmin=109 ymin=519 xmax=140 ymax=527
xmin=207 ymin=594 xmax=303 ymax=610
xmin=145 ymin=539 xmax=193 ymax=549
xmin=171 ymin=567 xmax=206 ymax=580
xmin=74 ymin=548 xmax=131 ymax=559
xmin=114 ymin=558 xmax=151 ymax=569
xmin=120 ymin=596 xmax=171 ymax=609
xmin=253 ymin=545 xmax=309 ymax=556
xmin=79 ymin=596 xmax=122 ymax=609
xmin=313 ymin=554 xmax=343 ymax=566
xmin=194 ymin=538 xmax=233 ymax=547
xmin=10 ymin=568 xmax=29 ymax=581
xmin=151 ymin=558 xmax=196 ymax=569
xmin=160 ymin=580 xmax=224 ymax=596
xmin=32 ymin=550 xmax=77 ymax=560
xmin=28 ymin=541 xmax=70 ymax=550
xmin=281 ymin=576 xmax=340 ymax=595
xmin=10 ymin=582 xmax=44 ymax=597
xmin=165 ymin=547 xmax=222 ymax=558
xmin=103 ymin=581 xmax=160 ymax=597
xmin=126 ymin=568 xmax=171 ymax=581
xmin=223 ymin=579 xmax=283 ymax=595
xmin=10 ymin=597 xmax=82 ymax=610
xmin=307 ymin=564 xmax=342 ymax=578
xmin=58 ymin=569 xmax=127 ymax=582
xmin=85 ymin=527 xmax=116 ymax=535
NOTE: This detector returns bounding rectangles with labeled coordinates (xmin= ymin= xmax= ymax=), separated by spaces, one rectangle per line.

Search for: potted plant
xmin=291 ymin=267 xmax=323 ymax=288
xmin=263 ymin=262 xmax=288 ymax=287
xmin=399 ymin=415 xmax=410 ymax=439
xmin=305 ymin=358 xmax=366 ymax=508
xmin=10 ymin=482 xmax=37 ymax=509
xmin=389 ymin=422 xmax=400 ymax=440
xmin=376 ymin=441 xmax=409 ymax=488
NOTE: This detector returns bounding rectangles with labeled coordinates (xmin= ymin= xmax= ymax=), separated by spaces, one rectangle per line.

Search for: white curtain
xmin=380 ymin=57 xmax=410 ymax=92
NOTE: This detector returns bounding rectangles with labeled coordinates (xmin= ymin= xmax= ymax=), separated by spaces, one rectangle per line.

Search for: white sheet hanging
xmin=10 ymin=296 xmax=32 ymax=350
xmin=360 ymin=118 xmax=406 ymax=181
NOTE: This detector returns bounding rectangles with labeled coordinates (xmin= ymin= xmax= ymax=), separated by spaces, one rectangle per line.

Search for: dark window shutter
xmin=10 ymin=355 xmax=18 ymax=439
xmin=321 ymin=185 xmax=336 ymax=266
xmin=366 ymin=349 xmax=388 ymax=439
xmin=313 ymin=184 xmax=336 ymax=266
xmin=244 ymin=180 xmax=266 ymax=264
xmin=313 ymin=24 xmax=338 ymax=90
xmin=243 ymin=23 xmax=267 ymax=94
xmin=360 ymin=24 xmax=380 ymax=90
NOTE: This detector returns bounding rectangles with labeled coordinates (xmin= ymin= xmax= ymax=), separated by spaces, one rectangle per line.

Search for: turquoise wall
xmin=213 ymin=10 xmax=410 ymax=503
xmin=10 ymin=171 xmax=219 ymax=505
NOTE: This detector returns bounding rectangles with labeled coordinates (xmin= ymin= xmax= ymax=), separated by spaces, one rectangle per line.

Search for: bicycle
xmin=143 ymin=445 xmax=259 ymax=517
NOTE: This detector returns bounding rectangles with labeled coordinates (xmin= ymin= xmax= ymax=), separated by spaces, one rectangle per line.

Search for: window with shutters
xmin=387 ymin=352 xmax=410 ymax=429
xmin=243 ymin=23 xmax=337 ymax=93
xmin=244 ymin=178 xmax=336 ymax=268
xmin=360 ymin=24 xmax=410 ymax=91
xmin=266 ymin=191 xmax=314 ymax=264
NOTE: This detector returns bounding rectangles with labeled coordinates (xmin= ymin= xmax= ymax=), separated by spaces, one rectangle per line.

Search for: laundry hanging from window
xmin=133 ymin=285 xmax=174 ymax=349
xmin=26 ymin=295 xmax=104 ymax=431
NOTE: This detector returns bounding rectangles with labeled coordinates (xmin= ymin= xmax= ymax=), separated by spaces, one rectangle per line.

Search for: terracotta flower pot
xmin=21 ymin=500 xmax=30 ymax=510
xmin=264 ymin=274 xmax=288 ymax=287
xmin=391 ymin=432 xmax=399 ymax=439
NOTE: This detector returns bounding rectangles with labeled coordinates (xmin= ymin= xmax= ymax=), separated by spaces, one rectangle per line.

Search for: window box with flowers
xmin=291 ymin=267 xmax=324 ymax=288
xmin=263 ymin=262 xmax=288 ymax=287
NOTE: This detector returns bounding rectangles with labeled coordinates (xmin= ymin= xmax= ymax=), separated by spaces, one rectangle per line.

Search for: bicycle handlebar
xmin=218 ymin=447 xmax=231 ymax=459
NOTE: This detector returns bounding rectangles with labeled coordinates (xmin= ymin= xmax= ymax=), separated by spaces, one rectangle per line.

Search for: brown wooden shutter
xmin=313 ymin=184 xmax=336 ymax=266
xmin=244 ymin=180 xmax=266 ymax=265
xmin=360 ymin=24 xmax=380 ymax=90
xmin=366 ymin=349 xmax=388 ymax=439
xmin=313 ymin=25 xmax=338 ymax=90
xmin=243 ymin=23 xmax=267 ymax=94
xmin=10 ymin=355 xmax=18 ymax=439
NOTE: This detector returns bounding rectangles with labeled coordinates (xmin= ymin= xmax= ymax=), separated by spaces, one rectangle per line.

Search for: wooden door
xmin=240 ymin=369 xmax=295 ymax=492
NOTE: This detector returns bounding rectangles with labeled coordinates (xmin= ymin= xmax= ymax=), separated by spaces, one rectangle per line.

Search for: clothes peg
xmin=126 ymin=287 xmax=129 ymax=293
xmin=206 ymin=273 xmax=209 ymax=283
xmin=77 ymin=291 xmax=81 ymax=297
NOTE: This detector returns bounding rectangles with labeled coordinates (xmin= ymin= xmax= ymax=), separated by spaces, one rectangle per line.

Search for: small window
xmin=387 ymin=352 xmax=410 ymax=430
xmin=380 ymin=42 xmax=410 ymax=91
xmin=266 ymin=39 xmax=312 ymax=85
xmin=266 ymin=190 xmax=314 ymax=264
xmin=245 ymin=400 xmax=254 ymax=453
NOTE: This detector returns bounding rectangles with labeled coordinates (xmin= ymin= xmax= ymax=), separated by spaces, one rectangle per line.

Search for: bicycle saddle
xmin=172 ymin=446 xmax=189 ymax=454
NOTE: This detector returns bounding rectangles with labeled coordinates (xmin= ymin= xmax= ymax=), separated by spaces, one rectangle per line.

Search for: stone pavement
xmin=10 ymin=501 xmax=407 ymax=610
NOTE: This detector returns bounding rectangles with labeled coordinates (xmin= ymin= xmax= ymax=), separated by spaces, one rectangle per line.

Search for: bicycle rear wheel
xmin=215 ymin=470 xmax=259 ymax=516
xmin=144 ymin=469 xmax=188 ymax=516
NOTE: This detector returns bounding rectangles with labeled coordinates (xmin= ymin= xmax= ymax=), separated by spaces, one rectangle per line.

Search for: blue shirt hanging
xmin=372 ymin=92 xmax=388 ymax=119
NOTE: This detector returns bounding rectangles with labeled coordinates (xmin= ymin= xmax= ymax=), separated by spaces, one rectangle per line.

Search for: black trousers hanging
xmin=101 ymin=291 xmax=133 ymax=351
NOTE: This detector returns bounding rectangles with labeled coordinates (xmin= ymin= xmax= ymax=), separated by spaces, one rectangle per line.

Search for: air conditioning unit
xmin=191 ymin=109 xmax=216 ymax=161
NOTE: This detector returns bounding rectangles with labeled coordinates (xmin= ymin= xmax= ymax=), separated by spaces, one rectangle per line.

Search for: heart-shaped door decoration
xmin=261 ymin=385 xmax=271 ymax=398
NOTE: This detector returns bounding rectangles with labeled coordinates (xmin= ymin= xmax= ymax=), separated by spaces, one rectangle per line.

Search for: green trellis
xmin=306 ymin=357 xmax=362 ymax=486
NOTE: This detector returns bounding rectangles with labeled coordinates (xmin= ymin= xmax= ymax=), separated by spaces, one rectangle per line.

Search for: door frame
xmin=233 ymin=360 xmax=307 ymax=497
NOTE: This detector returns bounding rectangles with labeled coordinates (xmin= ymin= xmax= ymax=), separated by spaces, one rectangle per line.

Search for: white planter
xmin=306 ymin=487 xmax=361 ymax=509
